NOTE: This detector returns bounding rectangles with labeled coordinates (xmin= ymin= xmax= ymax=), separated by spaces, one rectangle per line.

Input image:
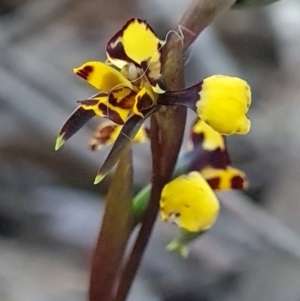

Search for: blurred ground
xmin=1 ymin=0 xmax=300 ymax=300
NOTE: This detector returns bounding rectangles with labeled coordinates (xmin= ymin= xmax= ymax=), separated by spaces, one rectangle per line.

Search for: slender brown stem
xmin=179 ymin=0 xmax=236 ymax=51
xmin=89 ymin=146 xmax=134 ymax=301
xmin=114 ymin=33 xmax=186 ymax=301
xmin=114 ymin=115 xmax=164 ymax=301
xmin=112 ymin=1 xmax=239 ymax=300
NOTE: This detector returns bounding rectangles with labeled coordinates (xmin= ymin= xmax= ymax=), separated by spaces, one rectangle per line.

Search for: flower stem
xmin=114 ymin=33 xmax=186 ymax=301
xmin=89 ymin=146 xmax=134 ymax=301
xmin=179 ymin=0 xmax=236 ymax=51
xmin=112 ymin=1 xmax=239 ymax=300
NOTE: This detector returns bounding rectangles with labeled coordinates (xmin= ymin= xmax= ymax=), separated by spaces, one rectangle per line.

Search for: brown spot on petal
xmin=190 ymin=132 xmax=204 ymax=148
xmin=90 ymin=124 xmax=116 ymax=150
xmin=207 ymin=177 xmax=221 ymax=190
xmin=78 ymin=99 xmax=99 ymax=106
xmin=141 ymin=60 xmax=165 ymax=92
xmin=98 ymin=125 xmax=115 ymax=142
xmin=109 ymin=41 xmax=134 ymax=64
xmin=231 ymin=175 xmax=245 ymax=190
xmin=109 ymin=89 xmax=136 ymax=109
xmin=188 ymin=147 xmax=230 ymax=172
xmin=136 ymin=93 xmax=153 ymax=113
xmin=76 ymin=65 xmax=94 ymax=80
xmin=106 ymin=19 xmax=136 ymax=65
xmin=98 ymin=103 xmax=124 ymax=125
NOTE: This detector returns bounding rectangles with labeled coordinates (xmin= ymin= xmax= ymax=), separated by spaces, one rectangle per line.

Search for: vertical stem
xmin=179 ymin=0 xmax=236 ymax=51
xmin=114 ymin=33 xmax=186 ymax=301
xmin=109 ymin=1 xmax=239 ymax=300
xmin=114 ymin=115 xmax=164 ymax=301
xmin=89 ymin=146 xmax=134 ymax=301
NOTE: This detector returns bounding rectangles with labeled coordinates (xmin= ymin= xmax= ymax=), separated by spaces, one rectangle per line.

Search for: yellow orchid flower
xmin=55 ymin=18 xmax=162 ymax=151
xmin=160 ymin=75 xmax=251 ymax=136
xmin=90 ymin=120 xmax=148 ymax=151
xmin=55 ymin=18 xmax=252 ymax=184
xmin=159 ymin=118 xmax=248 ymax=256
xmin=187 ymin=118 xmax=247 ymax=188
xmin=160 ymin=171 xmax=220 ymax=233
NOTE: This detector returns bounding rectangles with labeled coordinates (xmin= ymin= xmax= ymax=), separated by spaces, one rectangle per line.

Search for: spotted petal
xmin=187 ymin=119 xmax=248 ymax=191
xmin=108 ymin=87 xmax=136 ymax=109
xmin=90 ymin=120 xmax=148 ymax=151
xmin=160 ymin=171 xmax=220 ymax=232
xmin=186 ymin=119 xmax=230 ymax=171
xmin=79 ymin=92 xmax=131 ymax=125
xmin=190 ymin=119 xmax=225 ymax=151
xmin=197 ymin=75 xmax=251 ymax=135
xmin=201 ymin=167 xmax=248 ymax=190
xmin=106 ymin=18 xmax=165 ymax=93
xmin=74 ymin=61 xmax=132 ymax=92
xmin=132 ymin=86 xmax=156 ymax=116
xmin=94 ymin=106 xmax=158 ymax=184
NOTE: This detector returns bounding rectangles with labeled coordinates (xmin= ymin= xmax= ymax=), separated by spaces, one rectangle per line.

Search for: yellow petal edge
xmin=160 ymin=172 xmax=220 ymax=232
xmin=74 ymin=61 xmax=132 ymax=92
xmin=197 ymin=75 xmax=251 ymax=135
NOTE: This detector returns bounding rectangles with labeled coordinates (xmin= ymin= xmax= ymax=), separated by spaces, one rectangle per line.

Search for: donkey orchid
xmin=55 ymin=18 xmax=251 ymax=184
xmin=159 ymin=118 xmax=248 ymax=256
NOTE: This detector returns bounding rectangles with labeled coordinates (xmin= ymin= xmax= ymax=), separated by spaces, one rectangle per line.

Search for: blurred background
xmin=1 ymin=0 xmax=300 ymax=300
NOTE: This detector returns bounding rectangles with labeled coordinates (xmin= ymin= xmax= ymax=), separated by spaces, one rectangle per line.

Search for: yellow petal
xmin=191 ymin=119 xmax=225 ymax=150
xmin=79 ymin=96 xmax=107 ymax=117
xmin=74 ymin=61 xmax=132 ymax=92
xmin=160 ymin=172 xmax=220 ymax=232
xmin=90 ymin=120 xmax=148 ymax=150
xmin=132 ymin=86 xmax=156 ymax=116
xmin=201 ymin=167 xmax=248 ymax=190
xmin=107 ymin=18 xmax=161 ymax=67
xmin=123 ymin=19 xmax=160 ymax=65
xmin=106 ymin=18 xmax=165 ymax=93
xmin=144 ymin=51 xmax=165 ymax=94
xmin=79 ymin=95 xmax=130 ymax=125
xmin=108 ymin=87 xmax=136 ymax=110
xmin=197 ymin=75 xmax=251 ymax=135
